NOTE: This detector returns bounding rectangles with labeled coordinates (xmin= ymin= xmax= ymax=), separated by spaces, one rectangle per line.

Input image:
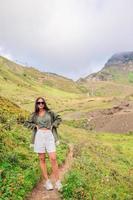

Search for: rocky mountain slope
xmin=77 ymin=51 xmax=133 ymax=83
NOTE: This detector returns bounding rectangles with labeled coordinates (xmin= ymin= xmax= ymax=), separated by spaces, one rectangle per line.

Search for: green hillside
xmin=76 ymin=79 xmax=133 ymax=98
xmin=0 ymin=56 xmax=86 ymax=111
xmin=91 ymin=67 xmax=133 ymax=85
xmin=0 ymin=56 xmax=83 ymax=94
xmin=1 ymin=55 xmax=133 ymax=107
xmin=60 ymin=125 xmax=133 ymax=200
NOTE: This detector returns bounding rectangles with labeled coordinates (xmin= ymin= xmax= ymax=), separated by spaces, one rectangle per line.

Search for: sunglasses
xmin=37 ymin=101 xmax=45 ymax=105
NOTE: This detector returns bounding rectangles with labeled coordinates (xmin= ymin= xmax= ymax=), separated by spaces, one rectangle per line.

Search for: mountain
xmin=76 ymin=52 xmax=133 ymax=97
xmin=0 ymin=56 xmax=88 ymax=111
xmin=77 ymin=51 xmax=133 ymax=83
xmin=104 ymin=52 xmax=133 ymax=67
xmin=0 ymin=56 xmax=83 ymax=93
xmin=1 ymin=52 xmax=133 ymax=103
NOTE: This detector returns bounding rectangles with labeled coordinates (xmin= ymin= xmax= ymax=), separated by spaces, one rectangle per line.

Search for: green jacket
xmin=24 ymin=109 xmax=62 ymax=145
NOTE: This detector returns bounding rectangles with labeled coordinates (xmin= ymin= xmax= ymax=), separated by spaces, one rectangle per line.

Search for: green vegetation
xmin=60 ymin=126 xmax=133 ymax=200
xmin=63 ymin=119 xmax=88 ymax=129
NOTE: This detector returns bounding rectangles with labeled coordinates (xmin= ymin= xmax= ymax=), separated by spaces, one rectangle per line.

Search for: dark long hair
xmin=34 ymin=97 xmax=50 ymax=115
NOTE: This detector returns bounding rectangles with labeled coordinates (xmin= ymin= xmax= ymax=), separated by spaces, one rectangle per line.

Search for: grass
xmin=59 ymin=125 xmax=133 ymax=200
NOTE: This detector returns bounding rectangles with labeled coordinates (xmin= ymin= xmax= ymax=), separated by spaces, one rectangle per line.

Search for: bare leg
xmin=38 ymin=153 xmax=49 ymax=180
xmin=48 ymin=152 xmax=59 ymax=181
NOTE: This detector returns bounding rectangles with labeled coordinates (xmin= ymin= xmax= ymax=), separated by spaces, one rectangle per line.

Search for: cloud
xmin=0 ymin=46 xmax=13 ymax=60
xmin=0 ymin=0 xmax=133 ymax=80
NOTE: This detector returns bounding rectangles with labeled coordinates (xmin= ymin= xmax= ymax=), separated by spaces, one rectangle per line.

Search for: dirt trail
xmin=26 ymin=144 xmax=74 ymax=200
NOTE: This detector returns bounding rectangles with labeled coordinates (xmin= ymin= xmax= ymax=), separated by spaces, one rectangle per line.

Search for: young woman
xmin=24 ymin=97 xmax=63 ymax=191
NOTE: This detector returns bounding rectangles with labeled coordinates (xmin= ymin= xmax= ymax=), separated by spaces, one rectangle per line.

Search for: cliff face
xmin=77 ymin=52 xmax=133 ymax=83
xmin=104 ymin=52 xmax=133 ymax=67
xmin=103 ymin=52 xmax=133 ymax=72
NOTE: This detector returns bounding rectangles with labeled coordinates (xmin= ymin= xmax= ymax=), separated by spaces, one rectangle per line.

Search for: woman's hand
xmin=36 ymin=125 xmax=39 ymax=130
xmin=50 ymin=125 xmax=53 ymax=130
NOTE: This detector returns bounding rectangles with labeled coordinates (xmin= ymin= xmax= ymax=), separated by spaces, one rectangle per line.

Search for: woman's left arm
xmin=51 ymin=111 xmax=62 ymax=128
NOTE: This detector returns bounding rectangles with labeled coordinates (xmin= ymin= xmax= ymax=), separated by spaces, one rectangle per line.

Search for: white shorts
xmin=34 ymin=129 xmax=56 ymax=153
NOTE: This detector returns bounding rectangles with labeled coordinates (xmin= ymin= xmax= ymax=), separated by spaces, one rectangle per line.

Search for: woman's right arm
xmin=23 ymin=113 xmax=37 ymax=130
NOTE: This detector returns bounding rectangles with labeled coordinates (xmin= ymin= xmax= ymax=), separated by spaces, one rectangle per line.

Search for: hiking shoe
xmin=44 ymin=179 xmax=54 ymax=190
xmin=55 ymin=180 xmax=63 ymax=191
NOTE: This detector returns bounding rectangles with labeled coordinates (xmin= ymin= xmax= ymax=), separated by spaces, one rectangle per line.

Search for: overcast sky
xmin=0 ymin=0 xmax=133 ymax=80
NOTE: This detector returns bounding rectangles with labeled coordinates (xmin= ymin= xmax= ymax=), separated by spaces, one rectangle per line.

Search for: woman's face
xmin=37 ymin=98 xmax=45 ymax=109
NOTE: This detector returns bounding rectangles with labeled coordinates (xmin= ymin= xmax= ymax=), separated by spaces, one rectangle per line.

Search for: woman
xmin=24 ymin=97 xmax=63 ymax=191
